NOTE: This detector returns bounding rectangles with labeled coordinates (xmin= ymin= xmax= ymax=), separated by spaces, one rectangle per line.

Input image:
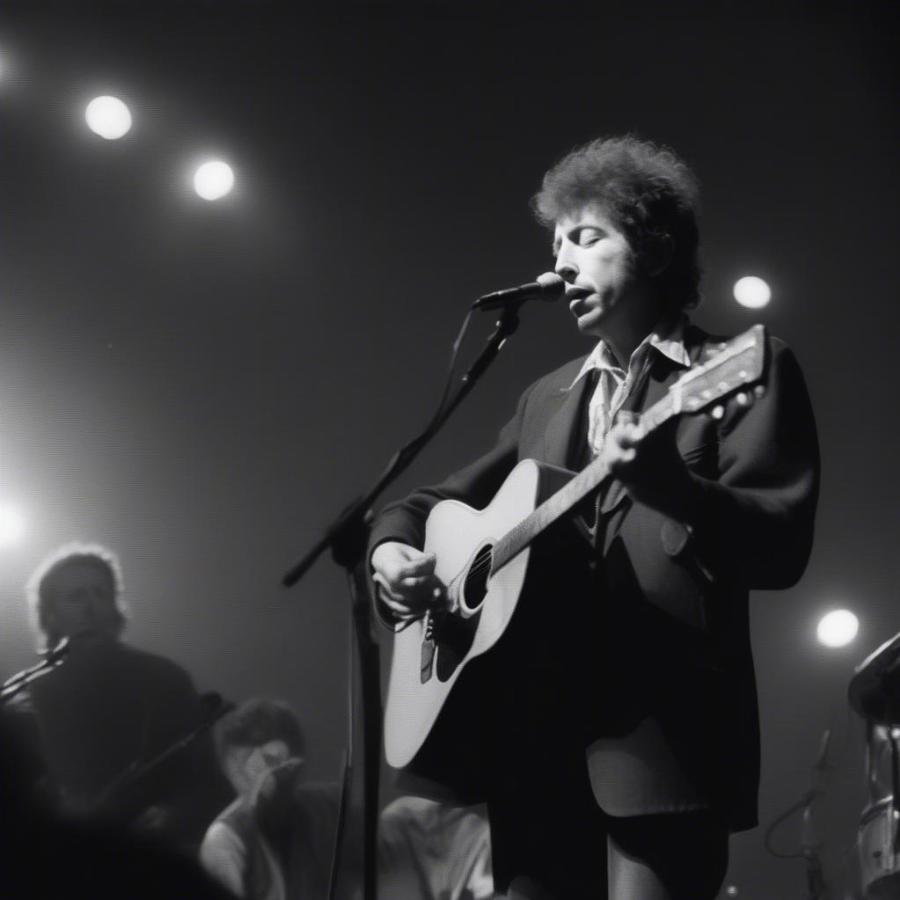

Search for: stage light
xmin=725 ymin=887 xmax=739 ymax=898
xmin=817 ymin=609 xmax=859 ymax=648
xmin=733 ymin=275 xmax=771 ymax=309
xmin=0 ymin=505 xmax=25 ymax=547
xmin=193 ymin=160 xmax=234 ymax=200
xmin=85 ymin=96 xmax=132 ymax=140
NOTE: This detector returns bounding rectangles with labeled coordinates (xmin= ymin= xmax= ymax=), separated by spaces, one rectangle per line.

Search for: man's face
xmin=46 ymin=562 xmax=118 ymax=640
xmin=552 ymin=205 xmax=646 ymax=340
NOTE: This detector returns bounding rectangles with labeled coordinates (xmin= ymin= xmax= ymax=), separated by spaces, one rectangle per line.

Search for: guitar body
xmin=384 ymin=459 xmax=545 ymax=769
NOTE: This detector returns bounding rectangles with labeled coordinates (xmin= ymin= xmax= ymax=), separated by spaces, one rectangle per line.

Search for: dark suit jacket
xmin=369 ymin=324 xmax=819 ymax=832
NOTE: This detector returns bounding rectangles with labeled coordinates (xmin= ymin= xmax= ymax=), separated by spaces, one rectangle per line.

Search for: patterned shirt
xmin=568 ymin=317 xmax=691 ymax=457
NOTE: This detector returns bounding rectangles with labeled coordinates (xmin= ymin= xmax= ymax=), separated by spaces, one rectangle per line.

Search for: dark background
xmin=0 ymin=2 xmax=897 ymax=895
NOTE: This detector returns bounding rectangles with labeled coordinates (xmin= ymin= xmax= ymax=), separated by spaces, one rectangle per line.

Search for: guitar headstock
xmin=670 ymin=324 xmax=768 ymax=418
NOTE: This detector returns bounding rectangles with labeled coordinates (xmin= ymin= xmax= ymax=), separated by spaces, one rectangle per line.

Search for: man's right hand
xmin=370 ymin=542 xmax=447 ymax=622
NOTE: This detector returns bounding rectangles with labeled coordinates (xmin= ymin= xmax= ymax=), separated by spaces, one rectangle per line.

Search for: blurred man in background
xmin=9 ymin=542 xmax=228 ymax=851
xmin=201 ymin=698 xmax=341 ymax=900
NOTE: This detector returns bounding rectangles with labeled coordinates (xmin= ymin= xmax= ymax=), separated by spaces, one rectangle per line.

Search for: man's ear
xmin=643 ymin=234 xmax=674 ymax=277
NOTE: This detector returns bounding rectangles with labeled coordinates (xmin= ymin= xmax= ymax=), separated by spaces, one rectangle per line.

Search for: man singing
xmin=369 ymin=136 xmax=820 ymax=899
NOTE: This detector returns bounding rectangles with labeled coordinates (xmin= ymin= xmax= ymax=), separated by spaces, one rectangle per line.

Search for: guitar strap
xmin=578 ymin=350 xmax=660 ymax=556
xmin=568 ymin=369 xmax=602 ymax=546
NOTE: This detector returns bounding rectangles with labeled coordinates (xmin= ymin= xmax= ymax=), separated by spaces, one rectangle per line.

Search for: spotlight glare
xmin=817 ymin=609 xmax=859 ymax=648
xmin=733 ymin=275 xmax=771 ymax=309
xmin=0 ymin=505 xmax=25 ymax=547
xmin=193 ymin=161 xmax=235 ymax=201
xmin=85 ymin=96 xmax=132 ymax=140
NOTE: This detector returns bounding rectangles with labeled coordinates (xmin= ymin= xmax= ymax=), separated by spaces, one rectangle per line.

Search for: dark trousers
xmin=490 ymin=795 xmax=728 ymax=900
xmin=605 ymin=810 xmax=729 ymax=900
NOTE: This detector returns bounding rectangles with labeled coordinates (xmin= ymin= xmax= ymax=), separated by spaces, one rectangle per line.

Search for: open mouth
xmin=566 ymin=285 xmax=593 ymax=303
xmin=567 ymin=287 xmax=594 ymax=314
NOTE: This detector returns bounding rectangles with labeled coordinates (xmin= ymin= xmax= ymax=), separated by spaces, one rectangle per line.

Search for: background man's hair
xmin=532 ymin=134 xmax=702 ymax=311
xmin=26 ymin=542 xmax=128 ymax=650
xmin=214 ymin=698 xmax=306 ymax=763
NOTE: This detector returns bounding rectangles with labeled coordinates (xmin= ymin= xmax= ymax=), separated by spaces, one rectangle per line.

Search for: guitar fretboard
xmin=491 ymin=390 xmax=677 ymax=572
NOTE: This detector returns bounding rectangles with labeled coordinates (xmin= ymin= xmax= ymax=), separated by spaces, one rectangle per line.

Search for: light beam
xmin=193 ymin=160 xmax=235 ymax=200
xmin=85 ymin=96 xmax=133 ymax=140
xmin=0 ymin=505 xmax=25 ymax=547
xmin=816 ymin=609 xmax=859 ymax=648
xmin=733 ymin=275 xmax=771 ymax=309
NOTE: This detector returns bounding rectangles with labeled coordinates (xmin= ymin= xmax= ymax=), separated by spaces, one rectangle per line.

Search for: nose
xmin=554 ymin=247 xmax=579 ymax=284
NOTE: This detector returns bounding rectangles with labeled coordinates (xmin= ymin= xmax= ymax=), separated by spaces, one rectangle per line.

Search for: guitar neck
xmin=492 ymin=390 xmax=677 ymax=572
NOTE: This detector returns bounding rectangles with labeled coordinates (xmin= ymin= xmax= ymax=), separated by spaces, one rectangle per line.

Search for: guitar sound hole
xmin=460 ymin=544 xmax=492 ymax=614
xmin=434 ymin=544 xmax=491 ymax=683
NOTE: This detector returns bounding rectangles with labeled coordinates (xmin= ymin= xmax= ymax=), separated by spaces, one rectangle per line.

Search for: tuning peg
xmin=735 ymin=392 xmax=748 ymax=406
xmin=710 ymin=405 xmax=725 ymax=420
xmin=754 ymin=385 xmax=766 ymax=398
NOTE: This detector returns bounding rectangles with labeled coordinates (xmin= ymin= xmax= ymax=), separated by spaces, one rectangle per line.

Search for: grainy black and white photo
xmin=0 ymin=2 xmax=897 ymax=898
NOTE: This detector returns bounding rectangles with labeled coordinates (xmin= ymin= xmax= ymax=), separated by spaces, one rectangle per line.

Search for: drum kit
xmin=848 ymin=631 xmax=900 ymax=899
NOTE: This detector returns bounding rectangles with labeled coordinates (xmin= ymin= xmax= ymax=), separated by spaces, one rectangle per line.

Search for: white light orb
xmin=733 ymin=275 xmax=771 ymax=309
xmin=0 ymin=505 xmax=25 ymax=547
xmin=817 ymin=609 xmax=859 ymax=648
xmin=193 ymin=161 xmax=235 ymax=200
xmin=85 ymin=96 xmax=132 ymax=140
xmin=725 ymin=888 xmax=739 ymax=898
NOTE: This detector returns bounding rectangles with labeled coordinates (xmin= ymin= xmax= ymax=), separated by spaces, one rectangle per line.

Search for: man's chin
xmin=573 ymin=312 xmax=605 ymax=338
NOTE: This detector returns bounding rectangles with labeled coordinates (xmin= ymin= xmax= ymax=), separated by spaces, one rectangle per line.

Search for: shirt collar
xmin=567 ymin=315 xmax=691 ymax=390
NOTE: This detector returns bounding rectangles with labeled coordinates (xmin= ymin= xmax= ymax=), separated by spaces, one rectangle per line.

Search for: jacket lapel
xmin=540 ymin=373 xmax=594 ymax=469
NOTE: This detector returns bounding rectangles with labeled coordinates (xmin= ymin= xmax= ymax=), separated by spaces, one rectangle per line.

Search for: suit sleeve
xmin=685 ymin=338 xmax=820 ymax=590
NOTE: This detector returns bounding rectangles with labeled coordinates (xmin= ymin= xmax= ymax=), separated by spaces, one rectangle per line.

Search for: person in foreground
xmin=201 ymin=698 xmax=341 ymax=900
xmin=369 ymin=135 xmax=820 ymax=899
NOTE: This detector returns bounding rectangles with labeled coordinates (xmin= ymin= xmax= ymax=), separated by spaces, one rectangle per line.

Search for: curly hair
xmin=214 ymin=698 xmax=306 ymax=762
xmin=532 ymin=135 xmax=702 ymax=311
xmin=26 ymin=542 xmax=128 ymax=650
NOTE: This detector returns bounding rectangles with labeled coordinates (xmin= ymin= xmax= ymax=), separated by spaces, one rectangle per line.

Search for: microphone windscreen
xmin=535 ymin=271 xmax=565 ymax=297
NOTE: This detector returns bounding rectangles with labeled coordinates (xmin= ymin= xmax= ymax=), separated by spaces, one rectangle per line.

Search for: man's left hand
xmin=600 ymin=415 xmax=697 ymax=522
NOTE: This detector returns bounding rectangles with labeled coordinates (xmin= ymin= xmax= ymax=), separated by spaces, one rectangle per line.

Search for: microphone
xmin=473 ymin=272 xmax=565 ymax=311
xmin=40 ymin=637 xmax=70 ymax=665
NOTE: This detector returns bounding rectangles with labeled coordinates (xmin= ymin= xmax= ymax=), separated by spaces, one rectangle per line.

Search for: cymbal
xmin=849 ymin=631 xmax=900 ymax=724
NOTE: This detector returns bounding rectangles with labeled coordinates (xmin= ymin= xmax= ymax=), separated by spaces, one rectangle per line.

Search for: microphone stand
xmin=764 ymin=730 xmax=831 ymax=899
xmin=282 ymin=301 xmax=525 ymax=900
xmin=0 ymin=640 xmax=69 ymax=706
xmin=800 ymin=792 xmax=828 ymax=900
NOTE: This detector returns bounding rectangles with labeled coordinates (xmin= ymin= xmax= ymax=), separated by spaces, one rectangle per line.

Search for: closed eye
xmin=552 ymin=224 xmax=606 ymax=256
